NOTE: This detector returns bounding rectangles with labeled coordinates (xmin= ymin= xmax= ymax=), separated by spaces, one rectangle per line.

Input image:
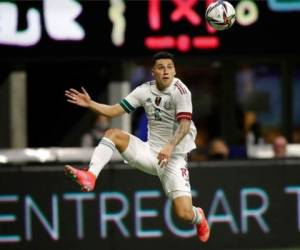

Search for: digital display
xmin=0 ymin=0 xmax=300 ymax=61
xmin=1 ymin=161 xmax=300 ymax=250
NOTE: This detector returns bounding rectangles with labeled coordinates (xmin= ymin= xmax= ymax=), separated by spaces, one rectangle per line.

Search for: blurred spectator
xmin=292 ymin=128 xmax=300 ymax=143
xmin=272 ymin=135 xmax=287 ymax=159
xmin=244 ymin=111 xmax=264 ymax=145
xmin=208 ymin=138 xmax=229 ymax=160
xmin=81 ymin=114 xmax=111 ymax=147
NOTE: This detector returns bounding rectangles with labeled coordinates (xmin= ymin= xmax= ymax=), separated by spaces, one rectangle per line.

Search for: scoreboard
xmin=0 ymin=0 xmax=300 ymax=61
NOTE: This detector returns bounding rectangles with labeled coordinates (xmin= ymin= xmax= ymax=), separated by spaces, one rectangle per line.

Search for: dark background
xmin=1 ymin=0 xmax=300 ymax=148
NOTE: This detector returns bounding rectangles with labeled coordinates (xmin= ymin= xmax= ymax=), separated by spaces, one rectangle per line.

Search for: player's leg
xmin=90 ymin=129 xmax=157 ymax=176
xmin=172 ymin=195 xmax=194 ymax=221
xmin=120 ymin=134 xmax=157 ymax=176
xmin=158 ymin=156 xmax=210 ymax=242
xmin=65 ymin=128 xmax=130 ymax=191
xmin=87 ymin=128 xmax=130 ymax=176
xmin=65 ymin=129 xmax=157 ymax=191
xmin=172 ymin=194 xmax=210 ymax=242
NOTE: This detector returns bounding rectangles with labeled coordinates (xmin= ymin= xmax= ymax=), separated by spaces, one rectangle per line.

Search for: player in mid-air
xmin=64 ymin=51 xmax=210 ymax=242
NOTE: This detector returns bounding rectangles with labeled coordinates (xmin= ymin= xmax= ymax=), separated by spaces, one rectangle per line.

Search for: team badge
xmin=164 ymin=101 xmax=171 ymax=110
xmin=155 ymin=96 xmax=162 ymax=106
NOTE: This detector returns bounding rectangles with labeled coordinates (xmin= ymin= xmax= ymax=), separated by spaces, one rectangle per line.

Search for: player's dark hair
xmin=152 ymin=51 xmax=175 ymax=65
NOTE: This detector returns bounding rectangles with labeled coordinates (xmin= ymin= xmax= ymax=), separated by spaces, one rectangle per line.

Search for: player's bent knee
xmin=104 ymin=128 xmax=122 ymax=139
xmin=104 ymin=128 xmax=129 ymax=150
xmin=104 ymin=128 xmax=120 ymax=138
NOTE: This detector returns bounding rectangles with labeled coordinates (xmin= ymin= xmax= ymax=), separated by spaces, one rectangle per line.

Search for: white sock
xmin=88 ymin=137 xmax=115 ymax=178
xmin=192 ymin=206 xmax=202 ymax=225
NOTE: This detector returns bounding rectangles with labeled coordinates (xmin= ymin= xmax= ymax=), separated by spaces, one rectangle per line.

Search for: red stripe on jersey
xmin=175 ymin=82 xmax=187 ymax=94
xmin=175 ymin=83 xmax=183 ymax=94
xmin=176 ymin=112 xmax=192 ymax=120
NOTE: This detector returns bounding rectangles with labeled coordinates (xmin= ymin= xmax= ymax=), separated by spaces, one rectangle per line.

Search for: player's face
xmin=152 ymin=59 xmax=176 ymax=90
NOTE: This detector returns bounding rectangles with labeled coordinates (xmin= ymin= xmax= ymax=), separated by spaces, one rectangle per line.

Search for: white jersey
xmin=119 ymin=77 xmax=197 ymax=155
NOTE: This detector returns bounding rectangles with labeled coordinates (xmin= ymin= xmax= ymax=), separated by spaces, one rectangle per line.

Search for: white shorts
xmin=121 ymin=134 xmax=191 ymax=199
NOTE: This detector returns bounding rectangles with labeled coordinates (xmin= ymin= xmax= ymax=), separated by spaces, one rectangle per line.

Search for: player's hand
xmin=157 ymin=143 xmax=174 ymax=168
xmin=65 ymin=87 xmax=91 ymax=108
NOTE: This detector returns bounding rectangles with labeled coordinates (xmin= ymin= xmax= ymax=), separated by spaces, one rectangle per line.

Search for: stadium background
xmin=1 ymin=0 xmax=300 ymax=249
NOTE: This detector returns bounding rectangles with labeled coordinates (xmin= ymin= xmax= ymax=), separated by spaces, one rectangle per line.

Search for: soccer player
xmin=64 ymin=51 xmax=210 ymax=242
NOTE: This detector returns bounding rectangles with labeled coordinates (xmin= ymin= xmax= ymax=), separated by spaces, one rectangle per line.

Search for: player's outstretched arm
xmin=65 ymin=87 xmax=125 ymax=118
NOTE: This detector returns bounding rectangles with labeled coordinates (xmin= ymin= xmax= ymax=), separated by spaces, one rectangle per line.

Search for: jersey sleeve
xmin=174 ymin=83 xmax=193 ymax=121
xmin=119 ymin=85 xmax=143 ymax=113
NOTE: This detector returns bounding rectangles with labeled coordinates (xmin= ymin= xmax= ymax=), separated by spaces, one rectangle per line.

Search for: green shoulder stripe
xmin=119 ymin=99 xmax=135 ymax=113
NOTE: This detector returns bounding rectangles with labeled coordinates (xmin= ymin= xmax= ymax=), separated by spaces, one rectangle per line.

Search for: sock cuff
xmin=99 ymin=137 xmax=115 ymax=152
xmin=192 ymin=206 xmax=202 ymax=225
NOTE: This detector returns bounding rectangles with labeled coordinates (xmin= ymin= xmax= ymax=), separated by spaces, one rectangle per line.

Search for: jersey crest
xmin=164 ymin=100 xmax=171 ymax=110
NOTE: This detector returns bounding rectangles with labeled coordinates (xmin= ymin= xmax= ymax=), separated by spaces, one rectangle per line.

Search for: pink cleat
xmin=64 ymin=165 xmax=96 ymax=192
xmin=196 ymin=208 xmax=210 ymax=242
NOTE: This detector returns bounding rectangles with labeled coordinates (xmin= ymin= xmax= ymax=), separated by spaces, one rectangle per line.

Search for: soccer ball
xmin=205 ymin=1 xmax=236 ymax=31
